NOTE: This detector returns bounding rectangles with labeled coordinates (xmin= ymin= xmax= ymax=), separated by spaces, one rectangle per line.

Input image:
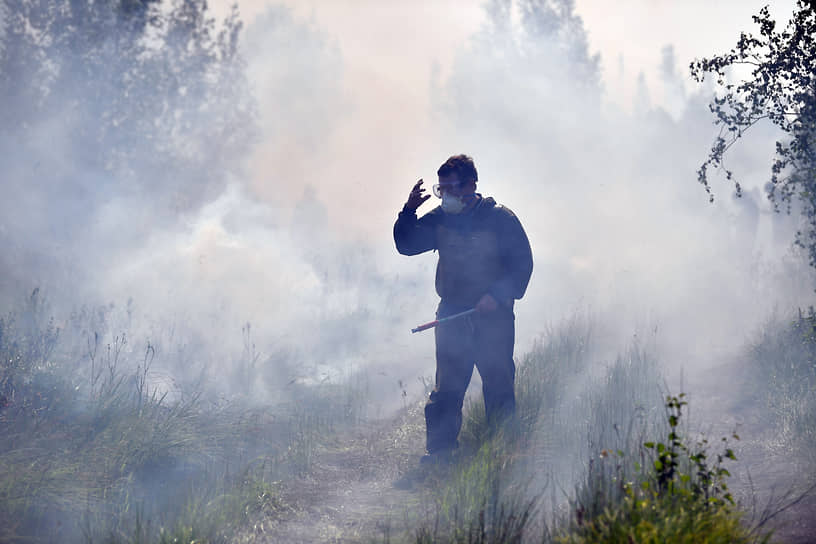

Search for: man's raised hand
xmin=405 ymin=179 xmax=431 ymax=211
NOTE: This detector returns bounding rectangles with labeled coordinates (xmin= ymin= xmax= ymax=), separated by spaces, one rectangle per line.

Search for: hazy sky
xmin=212 ymin=0 xmax=796 ymax=111
xmin=574 ymin=0 xmax=796 ymax=105
xmin=207 ymin=0 xmax=799 ymax=234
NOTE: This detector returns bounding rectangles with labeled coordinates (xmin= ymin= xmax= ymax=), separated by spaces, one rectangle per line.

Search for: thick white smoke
xmin=0 ymin=0 xmax=812 ymax=410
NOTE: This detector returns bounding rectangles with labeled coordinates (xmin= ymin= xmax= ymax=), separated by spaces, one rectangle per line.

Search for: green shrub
xmin=556 ymin=491 xmax=757 ymax=544
xmin=561 ymin=394 xmax=761 ymax=544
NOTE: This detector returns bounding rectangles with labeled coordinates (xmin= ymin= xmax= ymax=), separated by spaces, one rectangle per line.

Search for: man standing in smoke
xmin=394 ymin=154 xmax=533 ymax=464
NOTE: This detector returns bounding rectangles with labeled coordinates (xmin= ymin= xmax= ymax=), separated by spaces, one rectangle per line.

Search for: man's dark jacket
xmin=393 ymin=196 xmax=533 ymax=309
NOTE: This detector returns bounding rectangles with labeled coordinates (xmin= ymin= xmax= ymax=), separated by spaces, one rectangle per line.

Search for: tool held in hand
xmin=411 ymin=308 xmax=476 ymax=334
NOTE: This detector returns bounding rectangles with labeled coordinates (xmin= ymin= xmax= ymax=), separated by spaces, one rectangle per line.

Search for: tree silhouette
xmin=0 ymin=0 xmax=256 ymax=214
xmin=440 ymin=0 xmax=600 ymax=149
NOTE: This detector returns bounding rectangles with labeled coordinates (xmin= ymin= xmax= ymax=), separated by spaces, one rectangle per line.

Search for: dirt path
xmin=245 ymin=403 xmax=432 ymax=543
xmin=685 ymin=362 xmax=816 ymax=544
xmin=235 ymin=363 xmax=815 ymax=543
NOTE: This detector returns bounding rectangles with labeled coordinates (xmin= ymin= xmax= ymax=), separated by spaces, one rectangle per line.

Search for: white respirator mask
xmin=441 ymin=192 xmax=468 ymax=214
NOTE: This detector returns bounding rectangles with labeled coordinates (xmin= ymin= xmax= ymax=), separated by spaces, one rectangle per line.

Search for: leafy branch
xmin=691 ymin=1 xmax=816 ymax=267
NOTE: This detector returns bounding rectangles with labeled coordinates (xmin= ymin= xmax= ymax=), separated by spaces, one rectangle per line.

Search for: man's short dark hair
xmin=437 ymin=154 xmax=478 ymax=183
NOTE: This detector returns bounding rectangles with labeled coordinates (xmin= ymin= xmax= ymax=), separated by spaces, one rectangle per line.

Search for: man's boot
xmin=422 ymin=390 xmax=463 ymax=464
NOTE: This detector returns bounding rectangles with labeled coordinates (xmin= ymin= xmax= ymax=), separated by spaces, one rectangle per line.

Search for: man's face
xmin=435 ymin=173 xmax=476 ymax=199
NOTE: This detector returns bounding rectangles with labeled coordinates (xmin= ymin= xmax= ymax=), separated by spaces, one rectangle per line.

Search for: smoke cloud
xmin=0 ymin=0 xmax=812 ymax=410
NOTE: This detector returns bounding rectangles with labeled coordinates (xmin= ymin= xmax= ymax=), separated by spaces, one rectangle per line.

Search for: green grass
xmin=745 ymin=308 xmax=816 ymax=465
xmin=82 ymin=460 xmax=286 ymax=544
xmin=409 ymin=316 xmax=593 ymax=542
xmin=413 ymin=432 xmax=535 ymax=544
xmin=410 ymin=316 xmax=768 ymax=544
xmin=4 ymin=290 xmax=806 ymax=543
xmin=0 ymin=290 xmax=368 ymax=543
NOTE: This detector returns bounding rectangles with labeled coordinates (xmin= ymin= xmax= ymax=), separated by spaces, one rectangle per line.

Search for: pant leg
xmin=425 ymin=303 xmax=475 ymax=453
xmin=474 ymin=305 xmax=516 ymax=426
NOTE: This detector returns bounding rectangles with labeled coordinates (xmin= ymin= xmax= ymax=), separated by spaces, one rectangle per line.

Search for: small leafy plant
xmin=643 ymin=393 xmax=737 ymax=506
xmin=560 ymin=393 xmax=756 ymax=544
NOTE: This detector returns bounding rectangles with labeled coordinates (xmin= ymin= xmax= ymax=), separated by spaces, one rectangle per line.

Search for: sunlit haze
xmin=2 ymin=0 xmax=815 ymax=540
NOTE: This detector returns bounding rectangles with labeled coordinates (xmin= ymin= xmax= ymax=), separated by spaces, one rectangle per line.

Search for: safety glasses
xmin=432 ymin=182 xmax=465 ymax=198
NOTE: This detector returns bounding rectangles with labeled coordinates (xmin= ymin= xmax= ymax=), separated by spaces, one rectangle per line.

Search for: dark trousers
xmin=425 ymin=300 xmax=516 ymax=454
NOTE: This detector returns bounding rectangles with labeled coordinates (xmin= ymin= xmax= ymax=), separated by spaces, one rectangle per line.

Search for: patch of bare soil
xmin=234 ymin=360 xmax=815 ymax=543
xmin=685 ymin=362 xmax=816 ymax=544
xmin=240 ymin=402 xmax=433 ymax=543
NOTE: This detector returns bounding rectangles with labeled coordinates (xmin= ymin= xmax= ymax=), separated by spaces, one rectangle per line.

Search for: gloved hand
xmin=404 ymin=179 xmax=431 ymax=211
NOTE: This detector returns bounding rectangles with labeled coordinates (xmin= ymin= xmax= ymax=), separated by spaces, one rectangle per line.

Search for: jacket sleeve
xmin=394 ymin=205 xmax=437 ymax=255
xmin=489 ymin=208 xmax=533 ymax=303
